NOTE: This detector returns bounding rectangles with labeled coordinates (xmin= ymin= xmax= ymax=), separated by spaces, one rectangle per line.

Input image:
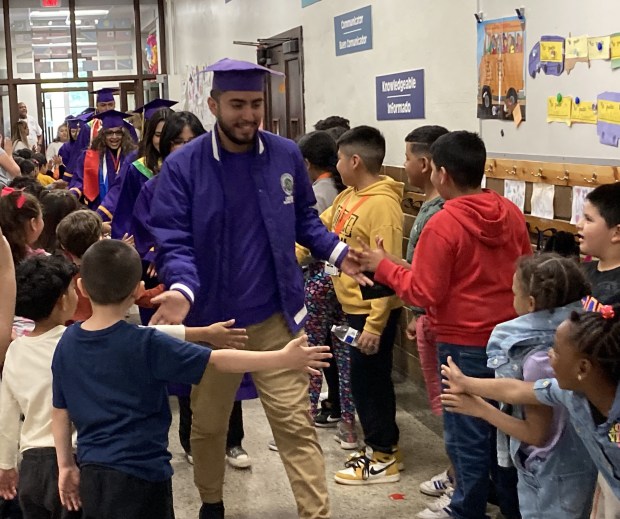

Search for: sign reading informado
xmin=334 ymin=5 xmax=373 ymax=56
xmin=376 ymin=69 xmax=425 ymax=120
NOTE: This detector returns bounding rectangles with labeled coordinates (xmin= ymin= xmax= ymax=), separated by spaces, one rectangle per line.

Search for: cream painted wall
xmin=166 ymin=0 xmax=479 ymax=165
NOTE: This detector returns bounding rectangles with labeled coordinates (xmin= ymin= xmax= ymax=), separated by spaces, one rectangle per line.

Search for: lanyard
xmin=108 ymin=149 xmax=121 ymax=173
xmin=333 ymin=193 xmax=369 ymax=236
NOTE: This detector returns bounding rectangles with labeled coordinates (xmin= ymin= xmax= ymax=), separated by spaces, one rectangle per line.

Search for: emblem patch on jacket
xmin=281 ymin=173 xmax=294 ymax=204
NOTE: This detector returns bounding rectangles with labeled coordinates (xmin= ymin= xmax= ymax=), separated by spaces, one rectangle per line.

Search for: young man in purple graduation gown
xmin=148 ymin=58 xmax=366 ymax=519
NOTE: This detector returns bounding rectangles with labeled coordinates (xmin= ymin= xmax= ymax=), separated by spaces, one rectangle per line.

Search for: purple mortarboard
xmin=94 ymin=109 xmax=131 ymax=129
xmin=206 ymin=58 xmax=284 ymax=92
xmin=91 ymin=87 xmax=119 ymax=103
xmin=76 ymin=111 xmax=94 ymax=123
xmin=65 ymin=116 xmax=81 ymax=129
xmin=134 ymin=99 xmax=178 ymax=120
xmin=79 ymin=107 xmax=96 ymax=116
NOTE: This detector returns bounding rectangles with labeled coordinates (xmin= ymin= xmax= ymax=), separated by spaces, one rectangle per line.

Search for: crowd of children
xmin=1 ymin=70 xmax=620 ymax=519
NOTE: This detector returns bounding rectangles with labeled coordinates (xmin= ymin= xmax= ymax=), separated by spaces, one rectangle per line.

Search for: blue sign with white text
xmin=376 ymin=69 xmax=425 ymax=120
xmin=334 ymin=5 xmax=373 ymax=56
xmin=302 ymin=0 xmax=321 ymax=7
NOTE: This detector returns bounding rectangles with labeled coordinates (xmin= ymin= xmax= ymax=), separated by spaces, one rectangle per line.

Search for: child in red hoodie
xmin=359 ymin=131 xmax=531 ymax=519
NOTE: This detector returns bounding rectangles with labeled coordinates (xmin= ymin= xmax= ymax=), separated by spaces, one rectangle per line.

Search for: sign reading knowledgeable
xmin=334 ymin=5 xmax=373 ymax=56
xmin=376 ymin=69 xmax=425 ymax=120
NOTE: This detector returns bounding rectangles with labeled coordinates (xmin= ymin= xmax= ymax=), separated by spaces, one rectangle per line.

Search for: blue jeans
xmin=438 ymin=343 xmax=509 ymax=519
xmin=517 ymin=458 xmax=594 ymax=518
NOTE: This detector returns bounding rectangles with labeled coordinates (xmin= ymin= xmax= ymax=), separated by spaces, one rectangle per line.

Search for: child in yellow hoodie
xmin=320 ymin=126 xmax=404 ymax=485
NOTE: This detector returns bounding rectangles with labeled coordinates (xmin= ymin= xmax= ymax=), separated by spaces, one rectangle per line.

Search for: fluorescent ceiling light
xmin=29 ymin=10 xmax=109 ymax=19
xmin=33 ymin=41 xmax=96 ymax=47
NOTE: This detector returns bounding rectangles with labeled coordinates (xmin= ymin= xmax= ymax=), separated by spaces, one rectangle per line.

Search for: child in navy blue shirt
xmin=51 ymin=239 xmax=331 ymax=519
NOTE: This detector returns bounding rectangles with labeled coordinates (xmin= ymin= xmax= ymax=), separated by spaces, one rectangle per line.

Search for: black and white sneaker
xmin=314 ymin=401 xmax=341 ymax=428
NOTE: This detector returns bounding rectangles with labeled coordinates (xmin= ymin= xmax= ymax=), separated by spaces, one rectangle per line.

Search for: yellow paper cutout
xmin=588 ymin=36 xmax=611 ymax=60
xmin=566 ymin=36 xmax=589 ymax=58
xmin=547 ymin=96 xmax=572 ymax=125
xmin=598 ymin=100 xmax=620 ymax=125
xmin=611 ymin=33 xmax=620 ymax=69
xmin=571 ymin=100 xmax=598 ymax=124
xmin=540 ymin=41 xmax=563 ymax=62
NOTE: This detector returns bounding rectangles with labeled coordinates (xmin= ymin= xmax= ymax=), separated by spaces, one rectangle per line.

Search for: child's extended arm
xmin=152 ymin=320 xmax=249 ymax=350
xmin=441 ymin=356 xmax=540 ymax=406
xmin=184 ymin=320 xmax=248 ymax=349
xmin=51 ymin=408 xmax=81 ymax=512
xmin=209 ymin=335 xmax=331 ymax=375
xmin=0 ymin=228 xmax=15 ymax=365
xmin=442 ymin=393 xmax=553 ymax=447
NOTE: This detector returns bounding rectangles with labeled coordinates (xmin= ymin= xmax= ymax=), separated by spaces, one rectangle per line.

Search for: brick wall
xmin=382 ymin=165 xmax=426 ymax=385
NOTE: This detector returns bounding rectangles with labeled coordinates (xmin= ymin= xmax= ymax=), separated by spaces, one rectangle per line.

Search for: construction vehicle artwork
xmin=478 ymin=19 xmax=526 ymax=119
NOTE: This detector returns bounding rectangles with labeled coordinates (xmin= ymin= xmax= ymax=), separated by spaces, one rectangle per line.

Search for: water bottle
xmin=331 ymin=325 xmax=361 ymax=347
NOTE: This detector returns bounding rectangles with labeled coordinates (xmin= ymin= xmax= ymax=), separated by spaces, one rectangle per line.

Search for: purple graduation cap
xmin=134 ymin=99 xmax=178 ymax=120
xmin=79 ymin=107 xmax=96 ymax=116
xmin=205 ymin=58 xmax=284 ymax=92
xmin=91 ymin=87 xmax=119 ymax=103
xmin=65 ymin=115 xmax=81 ymax=129
xmin=93 ymin=109 xmax=132 ymax=129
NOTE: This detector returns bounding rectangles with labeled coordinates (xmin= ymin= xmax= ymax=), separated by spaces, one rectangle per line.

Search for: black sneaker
xmin=199 ymin=501 xmax=225 ymax=519
xmin=314 ymin=400 xmax=341 ymax=428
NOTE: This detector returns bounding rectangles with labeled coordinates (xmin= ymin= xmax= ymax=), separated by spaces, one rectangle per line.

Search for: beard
xmin=217 ymin=115 xmax=257 ymax=146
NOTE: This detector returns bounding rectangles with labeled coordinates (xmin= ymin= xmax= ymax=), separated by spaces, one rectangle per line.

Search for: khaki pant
xmin=191 ymin=313 xmax=330 ymax=519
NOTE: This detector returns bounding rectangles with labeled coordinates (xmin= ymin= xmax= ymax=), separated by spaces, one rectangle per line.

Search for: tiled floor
xmin=170 ymin=375 xmax=453 ymax=519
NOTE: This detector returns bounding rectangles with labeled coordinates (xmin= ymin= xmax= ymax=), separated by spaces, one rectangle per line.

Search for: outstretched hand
xmin=339 ymin=249 xmax=373 ymax=286
xmin=205 ymin=319 xmax=249 ymax=349
xmin=441 ymin=356 xmax=468 ymax=394
xmin=149 ymin=290 xmax=191 ymax=325
xmin=355 ymin=236 xmax=388 ymax=274
xmin=282 ymin=335 xmax=332 ymax=375
xmin=441 ymin=393 xmax=487 ymax=418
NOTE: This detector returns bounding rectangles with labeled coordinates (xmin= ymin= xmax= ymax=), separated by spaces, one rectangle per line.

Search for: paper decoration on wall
xmin=538 ymin=36 xmax=565 ymax=75
xmin=571 ymin=100 xmax=598 ymax=124
xmin=528 ymin=42 xmax=541 ymax=78
xmin=513 ymin=104 xmax=523 ymax=127
xmin=476 ymin=16 xmax=526 ymax=121
xmin=565 ymin=35 xmax=589 ymax=73
xmin=530 ymin=183 xmax=555 ymax=220
xmin=181 ymin=65 xmax=216 ymax=130
xmin=547 ymin=96 xmax=572 ymax=125
xmin=504 ymin=179 xmax=526 ymax=212
xmin=570 ymin=186 xmax=595 ymax=225
xmin=588 ymin=36 xmax=611 ymax=60
xmin=611 ymin=33 xmax=620 ymax=69
xmin=597 ymin=92 xmax=620 ymax=147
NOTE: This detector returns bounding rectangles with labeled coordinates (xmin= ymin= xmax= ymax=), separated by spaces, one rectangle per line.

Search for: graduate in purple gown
xmin=74 ymin=88 xmax=139 ymax=155
xmin=147 ymin=58 xmax=365 ymax=519
xmin=68 ymin=110 xmax=137 ymax=219
xmin=129 ymin=111 xmax=205 ymax=250
xmin=58 ymin=116 xmax=81 ymax=183
xmin=110 ymin=99 xmax=177 ymax=239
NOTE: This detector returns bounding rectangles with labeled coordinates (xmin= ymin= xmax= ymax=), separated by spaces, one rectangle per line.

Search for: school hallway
xmin=168 ymin=374 xmax=452 ymax=519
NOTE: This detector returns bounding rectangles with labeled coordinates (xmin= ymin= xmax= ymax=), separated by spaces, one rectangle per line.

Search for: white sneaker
xmin=415 ymin=505 xmax=452 ymax=519
xmin=426 ymin=490 xmax=453 ymax=512
xmin=226 ymin=446 xmax=251 ymax=469
xmin=419 ymin=469 xmax=452 ymax=497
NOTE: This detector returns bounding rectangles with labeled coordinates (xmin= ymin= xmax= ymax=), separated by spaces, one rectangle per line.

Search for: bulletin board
xmin=478 ymin=0 xmax=620 ymax=162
